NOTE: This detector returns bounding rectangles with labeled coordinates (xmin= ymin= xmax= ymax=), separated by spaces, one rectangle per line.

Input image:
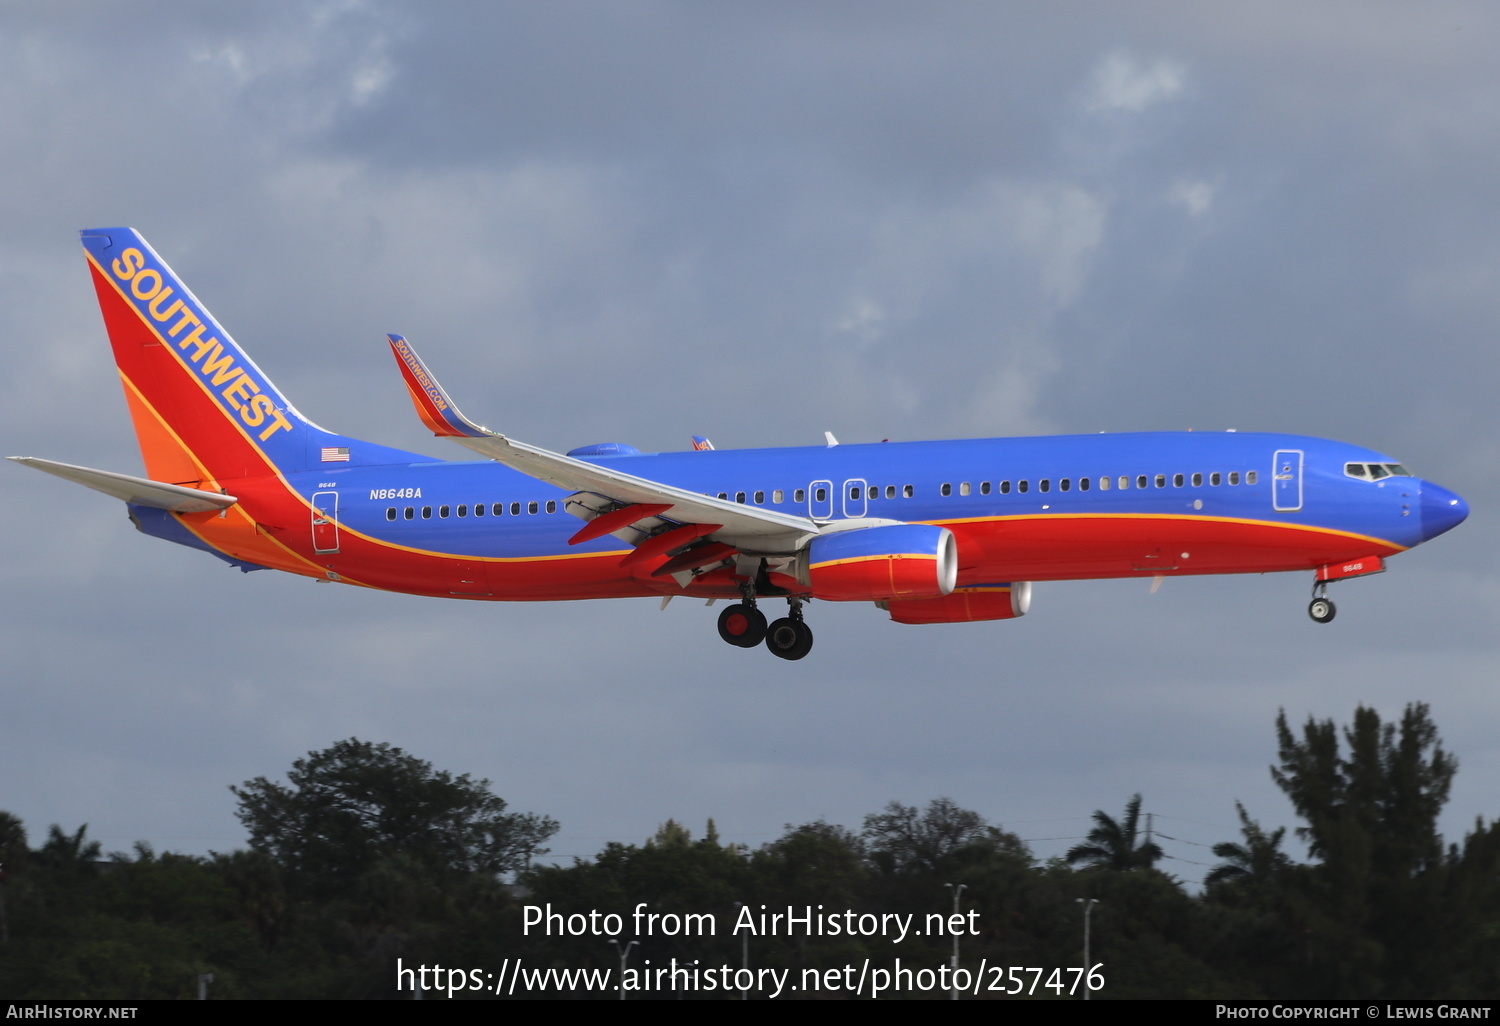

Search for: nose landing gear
xmin=1308 ymin=581 xmax=1336 ymax=624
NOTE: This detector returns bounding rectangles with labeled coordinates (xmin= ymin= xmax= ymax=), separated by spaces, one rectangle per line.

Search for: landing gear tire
xmin=717 ymin=603 xmax=767 ymax=647
xmin=1308 ymin=597 xmax=1336 ymax=624
xmin=765 ymin=617 xmax=814 ymax=660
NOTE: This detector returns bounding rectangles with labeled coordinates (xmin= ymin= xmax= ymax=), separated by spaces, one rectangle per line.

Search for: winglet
xmin=387 ymin=334 xmax=490 ymax=439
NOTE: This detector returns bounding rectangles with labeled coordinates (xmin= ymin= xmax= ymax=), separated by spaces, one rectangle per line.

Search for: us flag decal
xmin=320 ymin=447 xmax=351 ymax=463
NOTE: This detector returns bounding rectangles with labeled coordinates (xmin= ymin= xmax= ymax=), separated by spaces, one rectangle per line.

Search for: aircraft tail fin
xmin=81 ymin=228 xmax=421 ymax=487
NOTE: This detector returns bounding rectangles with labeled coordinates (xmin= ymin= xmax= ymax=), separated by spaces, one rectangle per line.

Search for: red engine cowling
xmin=807 ymin=524 xmax=957 ymax=602
xmin=884 ymin=582 xmax=1032 ymax=624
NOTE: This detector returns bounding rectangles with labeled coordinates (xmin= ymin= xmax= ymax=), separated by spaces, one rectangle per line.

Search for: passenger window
xmin=1211 ymin=473 xmax=1222 ymax=486
xmin=903 ymin=484 xmax=914 ymax=498
xmin=755 ymin=490 xmax=765 ymax=504
xmin=1060 ymin=478 xmax=1070 ymax=492
xmin=493 ymin=503 xmax=504 ymax=515
xmin=1040 ymin=479 xmax=1050 ymax=492
xmin=941 ymin=483 xmax=952 ymax=496
xmin=457 ymin=504 xmax=468 ymax=517
xmin=815 ymin=487 xmax=827 ymax=502
xmin=1120 ymin=476 xmax=1131 ymax=490
xmin=1099 ymin=476 xmax=1110 ymax=490
xmin=1136 ymin=475 xmax=1148 ymax=489
xmin=1246 ymin=471 xmax=1258 ymax=485
xmin=404 ymin=507 xmax=414 ymax=520
xmin=1000 ymin=480 xmax=1011 ymax=494
xmin=1192 ymin=473 xmax=1202 ymax=487
xmin=1154 ymin=474 xmax=1166 ymax=488
xmin=546 ymin=500 xmax=557 ymax=514
xmin=795 ymin=489 xmax=806 ymax=502
xmin=438 ymin=505 xmax=450 ymax=518
xmin=959 ymin=482 xmax=970 ymax=496
xmin=849 ymin=486 xmax=860 ymax=500
xmin=773 ymin=489 xmax=784 ymax=503
xmin=1018 ymin=480 xmax=1029 ymax=493
xmin=1227 ymin=472 xmax=1237 ymax=486
xmin=1173 ymin=474 xmax=1183 ymax=487
xmin=510 ymin=502 xmax=521 ymax=515
xmin=422 ymin=506 xmax=432 ymax=519
xmin=1079 ymin=477 xmax=1090 ymax=491
xmin=885 ymin=485 xmax=896 ymax=499
xmin=868 ymin=485 xmax=877 ymax=500
xmin=980 ymin=481 xmax=991 ymax=495
xmin=386 ymin=507 xmax=396 ymax=521
xmin=474 ymin=503 xmax=485 ymax=517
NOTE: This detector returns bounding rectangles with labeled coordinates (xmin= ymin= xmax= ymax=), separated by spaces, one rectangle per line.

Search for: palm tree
xmin=1206 ymin=802 xmax=1290 ymax=887
xmin=1067 ymin=794 xmax=1164 ymax=871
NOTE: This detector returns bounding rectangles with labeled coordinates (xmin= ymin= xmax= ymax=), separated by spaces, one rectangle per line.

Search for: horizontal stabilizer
xmin=8 ymin=457 xmax=237 ymax=513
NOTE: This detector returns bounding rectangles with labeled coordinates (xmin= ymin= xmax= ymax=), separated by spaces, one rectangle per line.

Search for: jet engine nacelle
xmin=807 ymin=524 xmax=958 ymax=602
xmin=883 ymin=582 xmax=1032 ymax=624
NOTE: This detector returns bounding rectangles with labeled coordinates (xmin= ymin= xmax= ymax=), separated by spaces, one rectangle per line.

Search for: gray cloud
xmin=2 ymin=1 xmax=1497 ymax=888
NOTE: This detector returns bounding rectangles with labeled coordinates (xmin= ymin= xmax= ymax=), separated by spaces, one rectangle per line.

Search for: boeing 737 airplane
xmin=9 ymin=228 xmax=1470 ymax=660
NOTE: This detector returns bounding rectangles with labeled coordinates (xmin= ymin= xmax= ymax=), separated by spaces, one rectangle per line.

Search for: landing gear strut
xmin=1308 ymin=581 xmax=1336 ymax=624
xmin=765 ymin=598 xmax=814 ymax=661
xmin=715 ymin=590 xmax=814 ymax=659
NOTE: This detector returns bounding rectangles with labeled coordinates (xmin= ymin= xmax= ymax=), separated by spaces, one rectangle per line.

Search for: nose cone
xmin=1420 ymin=482 xmax=1469 ymax=541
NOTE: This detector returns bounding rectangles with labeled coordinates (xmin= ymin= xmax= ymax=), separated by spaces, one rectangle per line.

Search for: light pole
xmin=1076 ymin=898 xmax=1099 ymax=1000
xmin=610 ymin=939 xmax=639 ymax=1001
xmin=944 ymin=882 xmax=967 ymax=1000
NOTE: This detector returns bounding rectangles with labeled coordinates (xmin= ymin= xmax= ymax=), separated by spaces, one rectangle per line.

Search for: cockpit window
xmin=1347 ymin=462 xmax=1413 ymax=481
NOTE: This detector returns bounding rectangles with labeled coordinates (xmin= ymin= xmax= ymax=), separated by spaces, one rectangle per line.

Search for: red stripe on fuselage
xmin=943 ymin=514 xmax=1404 ymax=583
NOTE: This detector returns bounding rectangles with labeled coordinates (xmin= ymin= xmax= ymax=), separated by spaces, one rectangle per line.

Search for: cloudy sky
xmin=3 ymin=2 xmax=1498 ymax=893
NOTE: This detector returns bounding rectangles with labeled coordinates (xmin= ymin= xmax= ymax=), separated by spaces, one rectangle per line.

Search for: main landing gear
xmin=716 ymin=595 xmax=814 ymax=660
xmin=1308 ymin=581 xmax=1336 ymax=624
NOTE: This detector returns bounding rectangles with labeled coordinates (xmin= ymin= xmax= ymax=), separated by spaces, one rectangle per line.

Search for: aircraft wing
xmin=386 ymin=335 xmax=818 ymax=554
xmin=8 ymin=457 xmax=237 ymax=513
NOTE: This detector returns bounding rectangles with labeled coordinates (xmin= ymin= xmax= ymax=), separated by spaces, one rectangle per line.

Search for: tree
xmin=1207 ymin=802 xmax=1290 ymax=889
xmin=231 ymin=739 xmax=557 ymax=887
xmin=0 ymin=811 xmax=23 ymax=944
xmin=35 ymin=823 xmax=102 ymax=874
xmin=1273 ymin=703 xmax=1454 ymax=881
xmin=862 ymin=797 xmax=1023 ymax=874
xmin=1268 ymin=704 xmax=1463 ymax=996
xmin=1067 ymin=794 xmax=1164 ymax=871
